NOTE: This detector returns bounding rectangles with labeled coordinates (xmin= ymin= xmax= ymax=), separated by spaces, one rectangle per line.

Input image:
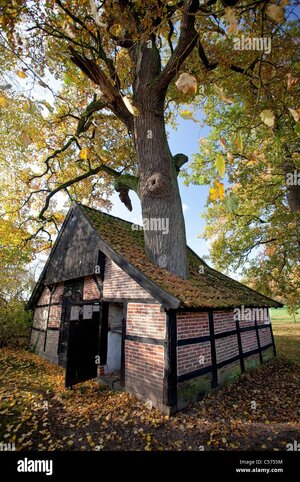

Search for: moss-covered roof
xmin=79 ymin=204 xmax=281 ymax=309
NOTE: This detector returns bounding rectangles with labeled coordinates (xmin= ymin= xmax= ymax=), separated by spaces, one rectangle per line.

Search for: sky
xmin=105 ymin=118 xmax=212 ymax=260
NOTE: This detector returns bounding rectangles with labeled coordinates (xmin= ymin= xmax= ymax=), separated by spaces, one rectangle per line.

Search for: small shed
xmin=27 ymin=203 xmax=282 ymax=413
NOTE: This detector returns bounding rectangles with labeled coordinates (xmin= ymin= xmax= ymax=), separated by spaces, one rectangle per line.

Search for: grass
xmin=270 ymin=306 xmax=300 ymax=323
xmin=272 ymin=322 xmax=300 ymax=365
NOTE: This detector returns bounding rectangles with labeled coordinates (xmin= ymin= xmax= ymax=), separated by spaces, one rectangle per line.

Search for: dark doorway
xmin=65 ymin=303 xmax=101 ymax=387
xmin=58 ymin=278 xmax=83 ymax=367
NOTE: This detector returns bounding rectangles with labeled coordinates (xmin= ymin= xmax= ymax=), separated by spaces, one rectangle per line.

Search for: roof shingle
xmin=79 ymin=204 xmax=282 ymax=309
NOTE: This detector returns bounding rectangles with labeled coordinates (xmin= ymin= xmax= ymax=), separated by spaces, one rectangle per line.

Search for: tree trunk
xmin=133 ymin=91 xmax=188 ymax=278
xmin=282 ymin=161 xmax=300 ymax=212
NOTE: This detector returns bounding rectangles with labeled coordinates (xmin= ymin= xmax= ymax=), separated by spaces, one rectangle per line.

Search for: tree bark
xmin=282 ymin=160 xmax=300 ymax=212
xmin=133 ymin=90 xmax=188 ymax=278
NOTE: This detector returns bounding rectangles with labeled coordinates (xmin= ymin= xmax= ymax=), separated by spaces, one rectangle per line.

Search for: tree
xmin=181 ymin=8 xmax=300 ymax=308
xmin=0 ymin=260 xmax=34 ymax=347
xmin=0 ymin=0 xmax=298 ymax=280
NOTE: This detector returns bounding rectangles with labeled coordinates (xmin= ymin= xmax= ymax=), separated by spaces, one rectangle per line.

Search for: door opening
xmin=105 ymin=303 xmax=124 ymax=375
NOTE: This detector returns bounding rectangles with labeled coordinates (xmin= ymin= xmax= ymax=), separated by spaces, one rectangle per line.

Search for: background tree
xmin=182 ymin=9 xmax=300 ymax=309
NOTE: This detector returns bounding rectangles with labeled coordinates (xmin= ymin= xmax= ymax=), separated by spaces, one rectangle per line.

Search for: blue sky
xmin=107 ymin=118 xmax=212 ymax=260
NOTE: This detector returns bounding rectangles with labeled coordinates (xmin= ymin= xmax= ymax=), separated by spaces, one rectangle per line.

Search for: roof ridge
xmin=78 ymin=203 xmax=140 ymax=228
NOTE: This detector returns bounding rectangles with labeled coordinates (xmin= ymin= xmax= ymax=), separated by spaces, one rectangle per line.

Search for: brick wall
xmin=125 ymin=341 xmax=164 ymax=400
xmin=44 ymin=331 xmax=59 ymax=364
xmin=215 ymin=334 xmax=239 ymax=364
xmin=241 ymin=330 xmax=258 ymax=352
xmin=127 ymin=303 xmax=165 ymax=338
xmin=176 ymin=309 xmax=274 ymax=387
xmin=177 ymin=342 xmax=211 ymax=376
xmin=213 ymin=310 xmax=236 ymax=334
xmin=259 ymin=326 xmax=272 ymax=347
xmin=103 ymin=259 xmax=152 ymax=299
xmin=31 ymin=329 xmax=45 ymax=354
xmin=125 ymin=302 xmax=166 ymax=405
xmin=177 ymin=312 xmax=209 ymax=339
xmin=31 ymin=282 xmax=64 ymax=363
xmin=83 ymin=275 xmax=100 ymax=300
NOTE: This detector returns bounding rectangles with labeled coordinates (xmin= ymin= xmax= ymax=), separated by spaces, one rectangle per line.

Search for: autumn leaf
xmin=288 ymin=108 xmax=300 ymax=122
xmin=234 ymin=133 xmax=243 ymax=152
xmin=260 ymin=109 xmax=275 ymax=127
xmin=62 ymin=20 xmax=76 ymax=39
xmin=79 ymin=147 xmax=90 ymax=159
xmin=122 ymin=96 xmax=140 ymax=116
xmin=266 ymin=4 xmax=285 ymax=23
xmin=227 ymin=152 xmax=235 ymax=164
xmin=224 ymin=7 xmax=238 ymax=34
xmin=286 ymin=73 xmax=299 ymax=90
xmin=210 ymin=180 xmax=225 ymax=201
xmin=20 ymin=130 xmax=32 ymax=147
xmin=0 ymin=94 xmax=8 ymax=108
xmin=22 ymin=100 xmax=32 ymax=113
xmin=175 ymin=73 xmax=197 ymax=95
xmin=213 ymin=84 xmax=234 ymax=105
xmin=180 ymin=110 xmax=199 ymax=123
xmin=63 ymin=73 xmax=72 ymax=86
xmin=16 ymin=70 xmax=27 ymax=79
xmin=220 ymin=138 xmax=227 ymax=149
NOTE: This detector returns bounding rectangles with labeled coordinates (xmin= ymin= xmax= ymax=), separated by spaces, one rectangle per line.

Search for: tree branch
xmin=29 ymin=97 xmax=107 ymax=182
xmin=155 ymin=0 xmax=199 ymax=92
xmin=38 ymin=162 xmax=121 ymax=220
xmin=69 ymin=46 xmax=133 ymax=131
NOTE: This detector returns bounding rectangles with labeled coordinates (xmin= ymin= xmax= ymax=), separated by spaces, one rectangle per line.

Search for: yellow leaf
xmin=122 ymin=96 xmax=140 ymax=116
xmin=209 ymin=180 xmax=225 ymax=202
xmin=266 ymin=5 xmax=285 ymax=23
xmin=0 ymin=95 xmax=8 ymax=108
xmin=20 ymin=130 xmax=32 ymax=148
xmin=222 ymin=438 xmax=227 ymax=444
xmin=227 ymin=152 xmax=234 ymax=164
xmin=80 ymin=147 xmax=90 ymax=159
xmin=288 ymin=108 xmax=300 ymax=122
xmin=22 ymin=100 xmax=31 ymax=113
xmin=260 ymin=109 xmax=275 ymax=127
xmin=234 ymin=133 xmax=243 ymax=152
xmin=17 ymin=70 xmax=27 ymax=79
xmin=180 ymin=110 xmax=199 ymax=123
xmin=224 ymin=7 xmax=238 ymax=34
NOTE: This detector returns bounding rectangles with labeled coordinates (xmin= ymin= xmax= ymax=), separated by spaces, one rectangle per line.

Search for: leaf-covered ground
xmin=0 ymin=348 xmax=299 ymax=451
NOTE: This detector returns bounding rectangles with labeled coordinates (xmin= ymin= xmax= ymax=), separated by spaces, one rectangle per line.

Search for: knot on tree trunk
xmin=141 ymin=173 xmax=171 ymax=198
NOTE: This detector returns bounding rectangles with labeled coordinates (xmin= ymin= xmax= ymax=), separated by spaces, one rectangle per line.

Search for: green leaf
xmin=223 ymin=193 xmax=239 ymax=213
xmin=294 ymin=123 xmax=300 ymax=135
xmin=214 ymin=154 xmax=226 ymax=177
xmin=63 ymin=73 xmax=72 ymax=86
